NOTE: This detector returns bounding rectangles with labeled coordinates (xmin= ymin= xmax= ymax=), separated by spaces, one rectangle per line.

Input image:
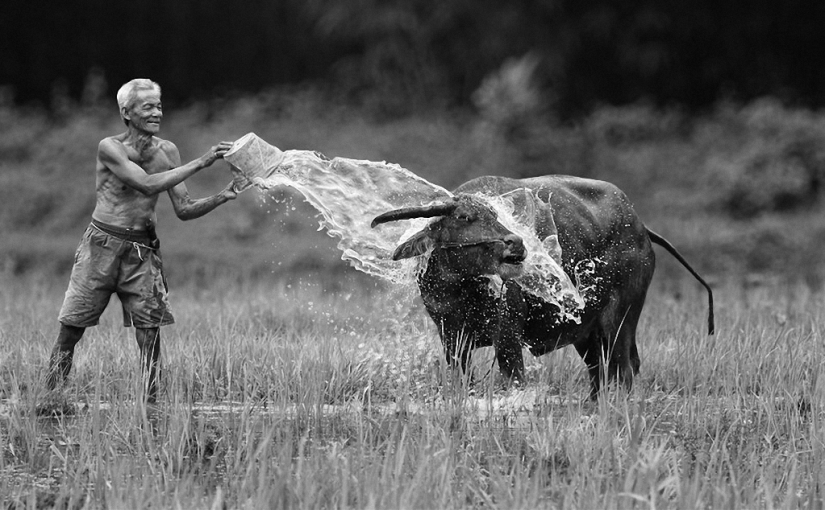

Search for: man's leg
xmin=135 ymin=327 xmax=161 ymax=403
xmin=45 ymin=324 xmax=85 ymax=391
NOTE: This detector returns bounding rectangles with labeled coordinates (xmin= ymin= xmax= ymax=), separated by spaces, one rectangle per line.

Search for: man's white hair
xmin=116 ymin=79 xmax=161 ymax=125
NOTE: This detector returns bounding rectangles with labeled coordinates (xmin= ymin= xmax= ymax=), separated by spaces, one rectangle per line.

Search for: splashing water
xmin=225 ymin=133 xmax=584 ymax=319
xmin=226 ymin=133 xmax=451 ymax=284
xmin=482 ymin=192 xmax=584 ymax=320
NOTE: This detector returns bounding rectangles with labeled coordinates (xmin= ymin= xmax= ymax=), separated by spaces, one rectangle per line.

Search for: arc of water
xmin=224 ymin=133 xmax=585 ymax=319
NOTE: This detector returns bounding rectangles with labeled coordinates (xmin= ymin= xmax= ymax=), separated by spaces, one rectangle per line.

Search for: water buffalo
xmin=371 ymin=175 xmax=714 ymax=398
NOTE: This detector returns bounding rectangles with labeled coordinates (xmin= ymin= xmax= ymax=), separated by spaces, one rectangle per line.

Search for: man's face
xmin=124 ymin=89 xmax=162 ymax=134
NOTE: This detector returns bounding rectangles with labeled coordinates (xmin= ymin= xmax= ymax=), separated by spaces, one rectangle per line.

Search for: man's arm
xmin=168 ymin=181 xmax=237 ymax=221
xmin=98 ymin=138 xmax=231 ymax=196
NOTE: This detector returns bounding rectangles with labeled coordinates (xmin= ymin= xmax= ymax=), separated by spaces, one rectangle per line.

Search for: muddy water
xmin=0 ymin=389 xmax=571 ymax=432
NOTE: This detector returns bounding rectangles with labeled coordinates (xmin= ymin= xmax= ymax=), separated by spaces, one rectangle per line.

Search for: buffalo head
xmin=371 ymin=195 xmax=526 ymax=279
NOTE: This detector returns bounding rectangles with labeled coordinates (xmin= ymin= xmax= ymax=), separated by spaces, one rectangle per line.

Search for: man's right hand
xmin=205 ymin=141 xmax=234 ymax=165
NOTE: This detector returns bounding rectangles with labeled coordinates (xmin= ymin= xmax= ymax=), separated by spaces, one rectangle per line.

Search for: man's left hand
xmin=220 ymin=182 xmax=239 ymax=201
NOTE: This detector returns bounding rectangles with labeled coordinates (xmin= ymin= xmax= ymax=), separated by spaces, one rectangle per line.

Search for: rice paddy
xmin=2 ymin=272 xmax=824 ymax=509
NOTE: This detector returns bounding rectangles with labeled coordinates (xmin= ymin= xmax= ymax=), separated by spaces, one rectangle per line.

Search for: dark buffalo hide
xmin=372 ymin=175 xmax=713 ymax=398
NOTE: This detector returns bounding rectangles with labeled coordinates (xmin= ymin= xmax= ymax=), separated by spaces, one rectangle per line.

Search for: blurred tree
xmin=2 ymin=0 xmax=335 ymax=107
xmin=303 ymin=0 xmax=451 ymax=115
xmin=3 ymin=0 xmax=825 ymax=115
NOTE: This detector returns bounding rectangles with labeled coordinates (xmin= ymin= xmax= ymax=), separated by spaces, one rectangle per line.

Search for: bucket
xmin=224 ymin=132 xmax=285 ymax=192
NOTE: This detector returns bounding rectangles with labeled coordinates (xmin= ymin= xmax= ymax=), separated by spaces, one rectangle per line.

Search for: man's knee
xmin=135 ymin=327 xmax=161 ymax=348
xmin=56 ymin=324 xmax=85 ymax=349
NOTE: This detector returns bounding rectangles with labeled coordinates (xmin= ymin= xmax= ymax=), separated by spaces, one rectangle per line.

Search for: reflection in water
xmin=1 ymin=392 xmax=572 ymax=433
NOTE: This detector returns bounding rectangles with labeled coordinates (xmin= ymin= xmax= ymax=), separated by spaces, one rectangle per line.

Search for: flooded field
xmin=3 ymin=275 xmax=825 ymax=508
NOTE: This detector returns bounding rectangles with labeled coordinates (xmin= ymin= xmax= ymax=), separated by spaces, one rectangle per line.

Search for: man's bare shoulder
xmin=98 ymin=135 xmax=130 ymax=162
xmin=98 ymin=135 xmax=176 ymax=155
xmin=152 ymin=138 xmax=181 ymax=168
xmin=155 ymin=137 xmax=178 ymax=155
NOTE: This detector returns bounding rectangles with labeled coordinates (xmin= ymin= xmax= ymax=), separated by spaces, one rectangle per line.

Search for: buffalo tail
xmin=647 ymin=228 xmax=715 ymax=335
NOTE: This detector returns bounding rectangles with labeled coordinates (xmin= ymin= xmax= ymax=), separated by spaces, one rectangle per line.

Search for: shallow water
xmin=1 ymin=390 xmax=563 ymax=423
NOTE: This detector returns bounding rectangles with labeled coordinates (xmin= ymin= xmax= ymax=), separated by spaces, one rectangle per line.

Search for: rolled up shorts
xmin=58 ymin=220 xmax=175 ymax=328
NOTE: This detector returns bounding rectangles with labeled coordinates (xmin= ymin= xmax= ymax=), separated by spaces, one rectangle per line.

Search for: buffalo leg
xmin=597 ymin=298 xmax=644 ymax=394
xmin=575 ymin=330 xmax=607 ymax=400
xmin=494 ymin=339 xmax=524 ymax=384
xmin=608 ymin=303 xmax=643 ymax=389
xmin=496 ymin=284 xmax=526 ymax=384
xmin=438 ymin=319 xmax=475 ymax=379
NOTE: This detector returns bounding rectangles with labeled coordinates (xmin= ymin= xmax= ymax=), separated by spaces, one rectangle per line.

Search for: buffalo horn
xmin=371 ymin=202 xmax=457 ymax=228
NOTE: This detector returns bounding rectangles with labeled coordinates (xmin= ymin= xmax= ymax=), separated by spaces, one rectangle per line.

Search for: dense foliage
xmin=4 ymin=0 xmax=825 ymax=116
xmin=2 ymin=91 xmax=825 ymax=287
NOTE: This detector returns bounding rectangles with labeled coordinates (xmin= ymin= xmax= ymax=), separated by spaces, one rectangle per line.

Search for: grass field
xmin=1 ymin=273 xmax=824 ymax=508
xmin=3 ymin=91 xmax=825 ymax=507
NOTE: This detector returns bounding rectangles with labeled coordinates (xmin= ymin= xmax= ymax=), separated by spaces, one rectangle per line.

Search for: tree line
xmin=3 ymin=0 xmax=824 ymax=117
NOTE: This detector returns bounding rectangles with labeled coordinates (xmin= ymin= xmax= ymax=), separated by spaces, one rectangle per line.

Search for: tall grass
xmin=3 ymin=90 xmax=825 ymax=507
xmin=2 ymin=273 xmax=824 ymax=508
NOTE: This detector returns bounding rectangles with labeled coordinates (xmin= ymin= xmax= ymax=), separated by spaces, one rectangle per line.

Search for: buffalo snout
xmin=502 ymin=234 xmax=526 ymax=263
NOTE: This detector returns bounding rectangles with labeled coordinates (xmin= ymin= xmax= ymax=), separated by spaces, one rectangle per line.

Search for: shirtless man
xmin=45 ymin=78 xmax=236 ymax=403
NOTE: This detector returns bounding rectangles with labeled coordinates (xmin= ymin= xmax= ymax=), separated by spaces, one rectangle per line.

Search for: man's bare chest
xmin=130 ymin=147 xmax=172 ymax=175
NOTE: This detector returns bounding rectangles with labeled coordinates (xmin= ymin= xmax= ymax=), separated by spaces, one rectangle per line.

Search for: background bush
xmin=3 ymin=80 xmax=825 ymax=287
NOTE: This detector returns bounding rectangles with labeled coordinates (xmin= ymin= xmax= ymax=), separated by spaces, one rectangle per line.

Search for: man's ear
xmin=392 ymin=230 xmax=433 ymax=260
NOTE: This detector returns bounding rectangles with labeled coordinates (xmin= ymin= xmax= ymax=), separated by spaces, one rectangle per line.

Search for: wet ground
xmin=1 ymin=388 xmax=566 ymax=425
xmin=1 ymin=387 xmax=711 ymax=507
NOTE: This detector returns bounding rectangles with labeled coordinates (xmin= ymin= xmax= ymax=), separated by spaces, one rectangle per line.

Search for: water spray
xmin=224 ymin=133 xmax=585 ymax=319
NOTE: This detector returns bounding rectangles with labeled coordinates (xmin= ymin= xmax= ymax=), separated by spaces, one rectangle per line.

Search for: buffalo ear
xmin=392 ymin=230 xmax=433 ymax=260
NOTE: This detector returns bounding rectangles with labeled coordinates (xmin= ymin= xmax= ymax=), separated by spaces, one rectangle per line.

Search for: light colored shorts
xmin=58 ymin=222 xmax=175 ymax=328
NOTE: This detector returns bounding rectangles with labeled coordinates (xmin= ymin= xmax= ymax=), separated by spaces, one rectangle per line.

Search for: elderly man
xmin=44 ymin=78 xmax=236 ymax=404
